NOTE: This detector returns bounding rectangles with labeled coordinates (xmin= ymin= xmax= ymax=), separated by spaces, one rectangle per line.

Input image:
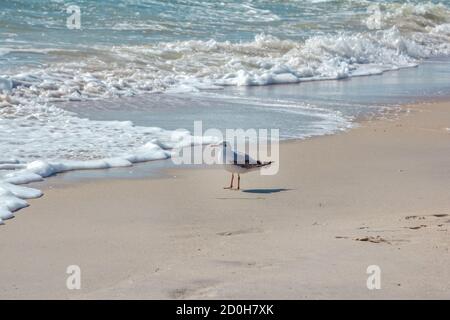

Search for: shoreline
xmin=23 ymin=99 xmax=400 ymax=189
xmin=4 ymin=57 xmax=450 ymax=218
xmin=1 ymin=100 xmax=450 ymax=299
xmin=19 ymin=54 xmax=450 ymax=204
xmin=40 ymin=85 xmax=450 ymax=188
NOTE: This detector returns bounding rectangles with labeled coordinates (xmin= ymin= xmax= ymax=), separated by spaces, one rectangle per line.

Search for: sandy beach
xmin=1 ymin=101 xmax=449 ymax=299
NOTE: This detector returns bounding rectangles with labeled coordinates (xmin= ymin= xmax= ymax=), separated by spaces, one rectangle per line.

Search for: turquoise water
xmin=2 ymin=0 xmax=450 ymax=44
xmin=2 ymin=1 xmax=450 ymax=72
xmin=61 ymin=59 xmax=450 ymax=140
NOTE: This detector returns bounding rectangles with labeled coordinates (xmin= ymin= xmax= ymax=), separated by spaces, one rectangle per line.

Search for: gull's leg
xmin=224 ymin=173 xmax=234 ymax=189
xmin=237 ymin=174 xmax=241 ymax=190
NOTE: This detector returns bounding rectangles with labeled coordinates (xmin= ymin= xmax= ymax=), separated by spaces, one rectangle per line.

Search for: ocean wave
xmin=0 ymin=2 xmax=448 ymax=101
xmin=366 ymin=2 xmax=450 ymax=32
xmin=2 ymin=27 xmax=449 ymax=105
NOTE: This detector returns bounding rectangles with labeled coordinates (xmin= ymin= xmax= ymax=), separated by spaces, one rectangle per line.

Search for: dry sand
xmin=1 ymin=101 xmax=450 ymax=299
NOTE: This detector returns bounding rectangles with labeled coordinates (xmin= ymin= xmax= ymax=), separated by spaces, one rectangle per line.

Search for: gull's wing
xmin=231 ymin=150 xmax=257 ymax=165
xmin=220 ymin=147 xmax=272 ymax=170
xmin=224 ymin=149 xmax=261 ymax=168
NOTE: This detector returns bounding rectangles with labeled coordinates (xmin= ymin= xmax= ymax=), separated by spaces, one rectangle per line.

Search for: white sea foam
xmin=3 ymin=21 xmax=450 ymax=107
xmin=0 ymin=98 xmax=220 ymax=223
xmin=0 ymin=129 xmax=218 ymax=223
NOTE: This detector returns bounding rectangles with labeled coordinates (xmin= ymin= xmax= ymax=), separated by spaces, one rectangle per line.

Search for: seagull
xmin=211 ymin=141 xmax=273 ymax=190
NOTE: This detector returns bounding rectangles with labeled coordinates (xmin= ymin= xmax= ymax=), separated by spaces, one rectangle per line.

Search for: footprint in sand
xmin=171 ymin=288 xmax=189 ymax=299
xmin=354 ymin=236 xmax=391 ymax=244
xmin=404 ymin=214 xmax=448 ymax=229
xmin=170 ymin=280 xmax=218 ymax=299
xmin=217 ymin=228 xmax=262 ymax=237
xmin=405 ymin=214 xmax=448 ymax=220
xmin=213 ymin=259 xmax=273 ymax=270
xmin=405 ymin=215 xmax=426 ymax=220
xmin=406 ymin=225 xmax=427 ymax=230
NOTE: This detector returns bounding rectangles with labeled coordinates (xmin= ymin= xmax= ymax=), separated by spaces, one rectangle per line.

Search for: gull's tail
xmin=238 ymin=160 xmax=274 ymax=170
xmin=256 ymin=160 xmax=274 ymax=168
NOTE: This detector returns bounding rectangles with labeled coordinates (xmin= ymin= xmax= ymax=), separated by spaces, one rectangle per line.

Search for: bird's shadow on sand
xmin=241 ymin=188 xmax=291 ymax=194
